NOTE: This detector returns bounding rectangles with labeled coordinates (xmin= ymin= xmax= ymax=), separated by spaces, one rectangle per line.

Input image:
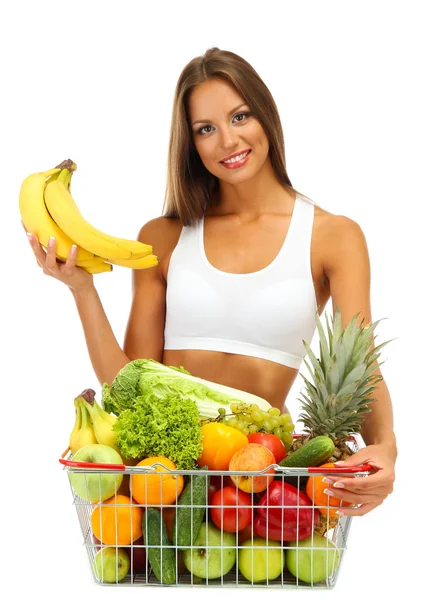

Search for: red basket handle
xmin=307 ymin=464 xmax=373 ymax=474
xmin=59 ymin=447 xmax=126 ymax=470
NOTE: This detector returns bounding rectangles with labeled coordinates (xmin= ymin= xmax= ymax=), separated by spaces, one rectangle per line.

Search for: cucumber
xmin=142 ymin=507 xmax=176 ymax=585
xmin=172 ymin=466 xmax=209 ymax=549
xmin=278 ymin=436 xmax=335 ymax=468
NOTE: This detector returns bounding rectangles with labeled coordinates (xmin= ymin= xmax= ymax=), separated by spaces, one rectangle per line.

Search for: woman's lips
xmin=220 ymin=150 xmax=251 ymax=169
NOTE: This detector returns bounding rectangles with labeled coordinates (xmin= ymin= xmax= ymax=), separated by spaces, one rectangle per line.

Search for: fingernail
xmin=71 ymin=244 xmax=77 ymax=253
xmin=336 ymin=510 xmax=344 ymax=516
xmin=334 ymin=461 xmax=345 ymax=466
xmin=48 ymin=236 xmax=55 ymax=247
xmin=322 ymin=477 xmax=333 ymax=484
xmin=324 ymin=488 xmax=334 ymax=496
xmin=27 ymin=232 xmax=33 ymax=241
xmin=333 ymin=482 xmax=345 ymax=489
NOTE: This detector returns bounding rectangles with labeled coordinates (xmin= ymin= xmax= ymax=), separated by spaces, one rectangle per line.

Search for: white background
xmin=1 ymin=1 xmax=430 ymax=598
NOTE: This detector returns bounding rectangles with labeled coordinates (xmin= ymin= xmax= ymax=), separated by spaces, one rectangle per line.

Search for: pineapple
xmin=290 ymin=307 xmax=392 ymax=533
xmin=292 ymin=306 xmax=391 ymax=458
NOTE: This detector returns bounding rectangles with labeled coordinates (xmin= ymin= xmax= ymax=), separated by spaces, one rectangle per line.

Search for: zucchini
xmin=172 ymin=466 xmax=209 ymax=549
xmin=278 ymin=436 xmax=335 ymax=468
xmin=142 ymin=508 xmax=176 ymax=585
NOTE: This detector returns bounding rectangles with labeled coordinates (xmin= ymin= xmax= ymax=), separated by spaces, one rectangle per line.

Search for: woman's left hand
xmin=323 ymin=444 xmax=396 ymax=516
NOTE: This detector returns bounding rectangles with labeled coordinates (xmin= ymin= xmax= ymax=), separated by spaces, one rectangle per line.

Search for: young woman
xmin=24 ymin=47 xmax=396 ymax=516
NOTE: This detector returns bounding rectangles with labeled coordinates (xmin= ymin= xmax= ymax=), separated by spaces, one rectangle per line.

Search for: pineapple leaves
xmin=296 ymin=308 xmax=393 ymax=440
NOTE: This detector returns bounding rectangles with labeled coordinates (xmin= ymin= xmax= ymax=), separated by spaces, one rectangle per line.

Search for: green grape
xmin=267 ymin=417 xmax=278 ymax=430
xmin=248 ymin=424 xmax=259 ymax=434
xmin=262 ymin=420 xmax=273 ymax=432
xmin=273 ymin=426 xmax=282 ymax=437
xmin=282 ymin=422 xmax=295 ymax=433
xmin=281 ymin=431 xmax=293 ymax=445
xmin=268 ymin=407 xmax=281 ymax=417
xmin=280 ymin=413 xmax=292 ymax=425
xmin=251 ymin=411 xmax=263 ymax=423
xmin=226 ymin=417 xmax=238 ymax=428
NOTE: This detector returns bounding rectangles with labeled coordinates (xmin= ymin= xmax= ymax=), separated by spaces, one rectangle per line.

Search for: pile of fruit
xmin=64 ymin=306 xmax=391 ymax=586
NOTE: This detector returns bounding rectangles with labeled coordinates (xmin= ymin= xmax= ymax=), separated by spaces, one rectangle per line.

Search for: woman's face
xmin=188 ymin=78 xmax=270 ymax=182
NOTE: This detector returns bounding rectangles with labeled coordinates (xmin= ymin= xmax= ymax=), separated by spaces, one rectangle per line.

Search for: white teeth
xmin=222 ymin=151 xmax=249 ymax=164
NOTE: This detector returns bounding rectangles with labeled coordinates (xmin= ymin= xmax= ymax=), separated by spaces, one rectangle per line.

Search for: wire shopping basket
xmin=59 ymin=434 xmax=371 ymax=589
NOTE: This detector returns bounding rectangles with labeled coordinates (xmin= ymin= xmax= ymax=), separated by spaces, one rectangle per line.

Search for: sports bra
xmin=164 ymin=194 xmax=318 ymax=369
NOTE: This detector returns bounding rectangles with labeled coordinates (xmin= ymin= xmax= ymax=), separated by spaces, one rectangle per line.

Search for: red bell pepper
xmin=254 ymin=480 xmax=318 ymax=541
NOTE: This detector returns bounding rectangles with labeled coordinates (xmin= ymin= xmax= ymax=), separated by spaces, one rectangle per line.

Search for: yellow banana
xmin=19 ymin=161 xmax=105 ymax=267
xmin=72 ymin=397 xmax=99 ymax=452
xmin=44 ymin=167 xmax=154 ymax=260
xmin=106 ymin=254 xmax=159 ymax=269
xmin=81 ymin=262 xmax=113 ymax=274
xmin=69 ymin=402 xmax=82 ymax=455
xmin=81 ymin=394 xmax=118 ymax=449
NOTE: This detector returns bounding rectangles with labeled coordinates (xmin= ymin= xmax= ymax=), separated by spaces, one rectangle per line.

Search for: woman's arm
xmin=321 ymin=214 xmax=397 ymax=515
xmin=70 ymin=285 xmax=131 ymax=386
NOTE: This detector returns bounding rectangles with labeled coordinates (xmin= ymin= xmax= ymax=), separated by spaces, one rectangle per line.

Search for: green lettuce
xmin=112 ymin=391 xmax=202 ymax=469
xmin=102 ymin=358 xmax=272 ymax=418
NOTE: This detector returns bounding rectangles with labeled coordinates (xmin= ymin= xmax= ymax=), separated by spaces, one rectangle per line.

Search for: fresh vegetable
xmin=305 ymin=463 xmax=352 ymax=517
xmin=172 ymin=466 xmax=209 ymax=549
xmin=142 ymin=507 xmax=176 ymax=585
xmin=210 ymin=486 xmax=254 ymax=533
xmin=278 ymin=435 xmax=335 ymax=468
xmin=102 ymin=358 xmax=272 ymax=418
xmin=197 ymin=422 xmax=248 ymax=470
xmin=254 ymin=480 xmax=318 ymax=541
xmin=112 ymin=392 xmax=202 ymax=469
xmin=247 ymin=432 xmax=287 ymax=463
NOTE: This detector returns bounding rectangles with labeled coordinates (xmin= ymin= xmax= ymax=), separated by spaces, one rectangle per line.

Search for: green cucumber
xmin=172 ymin=466 xmax=209 ymax=549
xmin=278 ymin=436 xmax=335 ymax=468
xmin=142 ymin=508 xmax=176 ymax=585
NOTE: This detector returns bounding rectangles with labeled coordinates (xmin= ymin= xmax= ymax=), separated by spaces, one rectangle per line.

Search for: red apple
xmin=126 ymin=536 xmax=147 ymax=575
xmin=229 ymin=443 xmax=276 ymax=493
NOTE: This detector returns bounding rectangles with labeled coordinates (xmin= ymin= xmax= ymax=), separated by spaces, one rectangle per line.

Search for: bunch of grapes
xmin=220 ymin=402 xmax=295 ymax=449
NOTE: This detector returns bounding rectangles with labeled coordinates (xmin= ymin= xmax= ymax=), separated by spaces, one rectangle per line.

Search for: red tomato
xmin=247 ymin=433 xmax=287 ymax=463
xmin=210 ymin=486 xmax=254 ymax=533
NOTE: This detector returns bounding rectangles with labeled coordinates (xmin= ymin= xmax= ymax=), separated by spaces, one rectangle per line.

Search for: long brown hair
xmin=162 ymin=47 xmax=314 ymax=226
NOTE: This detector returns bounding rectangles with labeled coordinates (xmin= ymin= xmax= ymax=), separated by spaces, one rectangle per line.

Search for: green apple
xmin=68 ymin=444 xmax=123 ymax=502
xmin=93 ymin=547 xmax=130 ymax=583
xmin=238 ymin=537 xmax=284 ymax=583
xmin=286 ymin=532 xmax=341 ymax=584
xmin=183 ymin=521 xmax=236 ymax=579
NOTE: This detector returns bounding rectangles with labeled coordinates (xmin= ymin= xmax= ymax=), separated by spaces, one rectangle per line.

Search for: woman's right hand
xmin=23 ymin=223 xmax=95 ymax=293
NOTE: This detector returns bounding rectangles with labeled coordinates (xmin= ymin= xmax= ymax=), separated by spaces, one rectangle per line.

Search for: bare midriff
xmin=162 ymin=348 xmax=299 ymax=411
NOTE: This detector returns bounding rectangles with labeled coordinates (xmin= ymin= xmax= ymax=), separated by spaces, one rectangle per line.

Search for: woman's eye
xmin=197 ymin=112 xmax=250 ymax=135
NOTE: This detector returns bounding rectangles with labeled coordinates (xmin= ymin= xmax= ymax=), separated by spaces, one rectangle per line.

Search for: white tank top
xmin=164 ymin=194 xmax=318 ymax=369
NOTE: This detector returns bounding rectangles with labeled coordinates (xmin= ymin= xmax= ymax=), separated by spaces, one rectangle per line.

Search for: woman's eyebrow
xmin=192 ymin=103 xmax=248 ymax=126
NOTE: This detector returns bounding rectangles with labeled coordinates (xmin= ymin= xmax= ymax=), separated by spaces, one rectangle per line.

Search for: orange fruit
xmin=130 ymin=456 xmax=184 ymax=506
xmin=91 ymin=494 xmax=143 ymax=545
xmin=305 ymin=462 xmax=352 ymax=518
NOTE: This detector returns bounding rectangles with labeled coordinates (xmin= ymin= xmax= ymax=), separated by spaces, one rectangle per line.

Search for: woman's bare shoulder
xmin=137 ymin=216 xmax=183 ymax=258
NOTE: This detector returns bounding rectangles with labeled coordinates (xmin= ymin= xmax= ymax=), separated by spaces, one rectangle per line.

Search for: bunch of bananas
xmin=70 ymin=389 xmax=120 ymax=455
xmin=19 ymin=158 xmax=158 ymax=274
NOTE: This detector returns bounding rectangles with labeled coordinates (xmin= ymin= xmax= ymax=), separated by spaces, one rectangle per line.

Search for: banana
xmin=19 ymin=161 xmax=105 ymax=267
xmin=44 ymin=167 xmax=154 ymax=260
xmin=69 ymin=402 xmax=82 ymax=455
xmin=81 ymin=262 xmax=113 ymax=275
xmin=71 ymin=397 xmax=99 ymax=453
xmin=80 ymin=391 xmax=118 ymax=449
xmin=106 ymin=254 xmax=159 ymax=269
